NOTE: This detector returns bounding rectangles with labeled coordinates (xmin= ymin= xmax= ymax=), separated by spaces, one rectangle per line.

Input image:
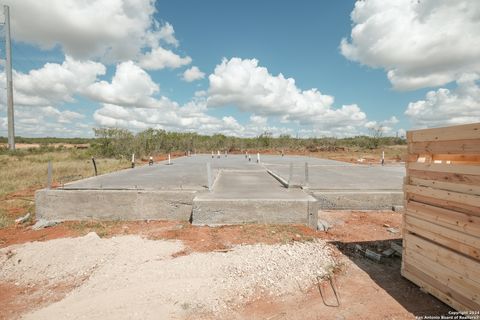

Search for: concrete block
xmin=35 ymin=189 xmax=196 ymax=221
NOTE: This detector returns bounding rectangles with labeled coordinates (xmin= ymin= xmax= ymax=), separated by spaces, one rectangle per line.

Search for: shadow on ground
xmin=332 ymin=239 xmax=453 ymax=317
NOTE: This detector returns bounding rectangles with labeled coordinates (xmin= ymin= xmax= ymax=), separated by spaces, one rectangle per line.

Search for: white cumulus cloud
xmin=364 ymin=116 xmax=400 ymax=133
xmin=3 ymin=0 xmax=187 ymax=66
xmin=86 ymin=61 xmax=163 ymax=108
xmin=92 ymin=100 xmax=302 ymax=138
xmin=182 ymin=66 xmax=205 ymax=82
xmin=0 ymin=105 xmax=89 ymax=137
xmin=93 ymin=100 xmax=246 ymax=136
xmin=341 ymin=0 xmax=480 ymax=90
xmin=405 ymin=74 xmax=480 ymax=128
xmin=138 ymin=47 xmax=192 ymax=70
xmin=249 ymin=114 xmax=268 ymax=127
xmin=0 ymin=56 xmax=105 ymax=107
xmin=40 ymin=106 xmax=85 ymax=124
xmin=148 ymin=22 xmax=179 ymax=48
xmin=207 ymin=58 xmax=367 ymax=134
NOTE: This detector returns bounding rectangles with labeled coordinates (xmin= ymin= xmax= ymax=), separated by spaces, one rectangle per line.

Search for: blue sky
xmin=157 ymin=1 xmax=425 ymax=121
xmin=0 ymin=0 xmax=479 ymax=138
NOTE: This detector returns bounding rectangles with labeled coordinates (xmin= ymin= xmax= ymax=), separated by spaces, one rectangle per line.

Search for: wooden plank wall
xmin=402 ymin=122 xmax=480 ymax=311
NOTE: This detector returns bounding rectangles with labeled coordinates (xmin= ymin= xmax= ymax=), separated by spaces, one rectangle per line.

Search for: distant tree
xmin=368 ymin=123 xmax=386 ymax=149
xmin=91 ymin=128 xmax=134 ymax=158
xmin=257 ymin=131 xmax=272 ymax=148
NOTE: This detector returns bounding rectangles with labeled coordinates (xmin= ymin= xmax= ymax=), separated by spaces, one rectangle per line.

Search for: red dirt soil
xmin=1 ymin=211 xmax=452 ymax=320
xmin=235 ymin=211 xmax=452 ymax=320
xmin=1 ymin=211 xmax=398 ymax=251
xmin=0 ymin=280 xmax=86 ymax=320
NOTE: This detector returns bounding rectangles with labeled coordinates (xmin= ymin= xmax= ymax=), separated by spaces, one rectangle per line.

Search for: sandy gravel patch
xmin=1 ymin=232 xmax=335 ymax=319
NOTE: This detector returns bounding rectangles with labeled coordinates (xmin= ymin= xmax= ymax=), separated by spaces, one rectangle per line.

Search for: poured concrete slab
xmin=64 ymin=154 xmax=403 ymax=191
xmin=199 ymin=169 xmax=309 ymax=200
xmin=192 ymin=170 xmax=318 ymax=227
xmin=64 ymin=158 xmax=213 ymax=190
xmin=63 ymin=154 xmax=265 ymax=190
xmin=260 ymin=156 xmax=405 ymax=209
xmin=36 ymin=154 xmax=405 ymax=223
xmin=261 ymin=155 xmax=353 ymax=167
xmin=262 ymin=160 xmax=404 ymax=190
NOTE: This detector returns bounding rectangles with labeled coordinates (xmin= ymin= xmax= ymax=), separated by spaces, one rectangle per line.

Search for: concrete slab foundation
xmin=35 ymin=154 xmax=405 ymax=226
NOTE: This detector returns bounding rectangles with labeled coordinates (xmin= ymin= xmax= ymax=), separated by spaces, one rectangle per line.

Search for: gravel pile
xmin=0 ymin=232 xmax=182 ymax=286
xmin=0 ymin=233 xmax=336 ymax=319
xmin=222 ymin=241 xmax=335 ymax=302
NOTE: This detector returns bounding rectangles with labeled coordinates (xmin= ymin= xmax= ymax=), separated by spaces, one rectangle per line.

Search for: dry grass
xmin=0 ymin=209 xmax=10 ymax=228
xmin=0 ymin=150 xmax=129 ymax=228
xmin=0 ymin=151 xmax=128 ymax=197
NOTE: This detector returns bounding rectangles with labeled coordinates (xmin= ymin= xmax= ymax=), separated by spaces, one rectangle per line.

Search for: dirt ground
xmin=0 ymin=147 xmax=429 ymax=319
xmin=0 ymin=210 xmax=451 ymax=320
xmin=0 ymin=143 xmax=90 ymax=150
xmin=227 ymin=145 xmax=406 ymax=165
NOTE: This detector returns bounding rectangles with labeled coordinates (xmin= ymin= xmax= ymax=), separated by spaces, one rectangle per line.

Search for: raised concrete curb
xmin=266 ymin=169 xmax=289 ymax=188
xmin=35 ymin=189 xmax=196 ymax=221
xmin=311 ymin=190 xmax=403 ymax=210
xmin=191 ymin=197 xmax=318 ymax=228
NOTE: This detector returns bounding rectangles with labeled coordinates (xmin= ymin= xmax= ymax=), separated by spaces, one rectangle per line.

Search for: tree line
xmin=89 ymin=128 xmax=405 ymax=158
xmin=0 ymin=128 xmax=405 ymax=158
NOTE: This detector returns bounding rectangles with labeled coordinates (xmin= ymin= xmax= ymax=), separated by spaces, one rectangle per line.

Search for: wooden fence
xmin=402 ymin=122 xmax=480 ymax=311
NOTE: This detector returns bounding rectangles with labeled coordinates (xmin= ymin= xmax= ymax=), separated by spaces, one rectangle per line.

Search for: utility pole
xmin=4 ymin=5 xmax=15 ymax=150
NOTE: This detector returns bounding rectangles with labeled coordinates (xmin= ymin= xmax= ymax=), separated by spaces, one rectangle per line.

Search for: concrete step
xmin=191 ymin=170 xmax=318 ymax=227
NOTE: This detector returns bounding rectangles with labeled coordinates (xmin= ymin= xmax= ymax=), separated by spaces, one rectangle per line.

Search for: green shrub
xmin=1 ymin=129 xmax=406 ymax=159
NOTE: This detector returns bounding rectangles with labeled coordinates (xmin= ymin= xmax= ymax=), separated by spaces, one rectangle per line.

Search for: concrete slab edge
xmin=35 ymin=188 xmax=196 ymax=221
xmin=192 ymin=198 xmax=318 ymax=228
xmin=312 ymin=190 xmax=404 ymax=210
xmin=192 ymin=197 xmax=317 ymax=202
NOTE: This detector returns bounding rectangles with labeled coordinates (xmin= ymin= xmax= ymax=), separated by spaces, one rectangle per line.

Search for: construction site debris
xmin=390 ymin=242 xmax=402 ymax=256
xmin=317 ymin=275 xmax=340 ymax=307
xmin=365 ymin=249 xmax=382 ymax=262
xmin=15 ymin=212 xmax=31 ymax=224
xmin=386 ymin=227 xmax=399 ymax=234
xmin=382 ymin=248 xmax=395 ymax=257
xmin=391 ymin=205 xmax=404 ymax=212
xmin=31 ymin=219 xmax=59 ymax=230
xmin=317 ymin=219 xmax=331 ymax=232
